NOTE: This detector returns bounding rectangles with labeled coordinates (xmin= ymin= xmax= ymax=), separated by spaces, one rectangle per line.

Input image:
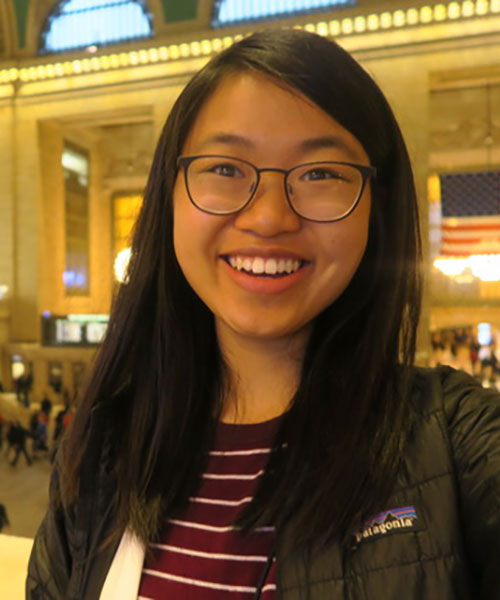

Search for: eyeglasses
xmin=177 ymin=154 xmax=376 ymax=223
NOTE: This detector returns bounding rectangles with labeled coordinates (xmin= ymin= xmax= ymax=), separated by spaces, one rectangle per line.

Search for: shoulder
xmin=409 ymin=370 xmax=500 ymax=595
xmin=410 ymin=366 xmax=500 ymax=504
xmin=27 ymin=458 xmax=75 ymax=596
xmin=411 ymin=365 xmax=500 ymax=428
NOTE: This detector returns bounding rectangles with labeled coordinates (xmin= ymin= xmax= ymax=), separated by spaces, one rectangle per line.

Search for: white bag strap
xmin=100 ymin=528 xmax=145 ymax=600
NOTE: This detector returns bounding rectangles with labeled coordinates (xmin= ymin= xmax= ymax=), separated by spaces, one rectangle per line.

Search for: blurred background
xmin=0 ymin=0 xmax=500 ymax=593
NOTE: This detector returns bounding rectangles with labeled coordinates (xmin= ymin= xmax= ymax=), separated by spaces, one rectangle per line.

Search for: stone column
xmin=10 ymin=108 xmax=42 ymax=342
xmin=0 ymin=100 xmax=14 ymax=360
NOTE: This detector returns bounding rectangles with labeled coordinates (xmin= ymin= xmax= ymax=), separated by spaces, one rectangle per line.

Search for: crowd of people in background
xmin=1 ymin=388 xmax=75 ymax=469
xmin=430 ymin=326 xmax=499 ymax=388
xmin=0 ymin=327 xmax=498 ymax=468
xmin=0 ymin=389 xmax=75 ymax=536
xmin=0 ymin=326 xmax=498 ymax=465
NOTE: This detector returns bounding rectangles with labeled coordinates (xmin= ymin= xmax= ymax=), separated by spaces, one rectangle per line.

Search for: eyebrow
xmin=196 ymin=133 xmax=254 ymax=151
xmin=298 ymin=135 xmax=360 ymax=160
xmin=196 ymin=132 xmax=361 ymax=160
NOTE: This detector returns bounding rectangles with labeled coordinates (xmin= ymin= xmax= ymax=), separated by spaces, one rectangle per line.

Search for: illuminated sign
xmin=41 ymin=313 xmax=109 ymax=346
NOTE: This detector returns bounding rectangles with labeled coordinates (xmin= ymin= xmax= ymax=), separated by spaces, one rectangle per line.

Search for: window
xmin=113 ymin=193 xmax=142 ymax=255
xmin=113 ymin=193 xmax=143 ymax=282
xmin=63 ymin=144 xmax=90 ymax=296
xmin=212 ymin=0 xmax=354 ymax=27
xmin=40 ymin=0 xmax=153 ymax=55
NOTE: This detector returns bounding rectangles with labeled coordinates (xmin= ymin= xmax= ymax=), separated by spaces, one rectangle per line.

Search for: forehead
xmin=182 ymin=71 xmax=369 ymax=163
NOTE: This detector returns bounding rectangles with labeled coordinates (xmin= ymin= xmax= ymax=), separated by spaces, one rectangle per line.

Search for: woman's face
xmin=173 ymin=71 xmax=372 ymax=343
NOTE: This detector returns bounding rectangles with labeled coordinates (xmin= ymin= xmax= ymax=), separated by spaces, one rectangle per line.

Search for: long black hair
xmin=62 ymin=29 xmax=421 ymax=550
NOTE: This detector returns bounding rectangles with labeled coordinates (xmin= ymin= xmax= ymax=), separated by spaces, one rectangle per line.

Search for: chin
xmin=221 ymin=314 xmax=310 ymax=342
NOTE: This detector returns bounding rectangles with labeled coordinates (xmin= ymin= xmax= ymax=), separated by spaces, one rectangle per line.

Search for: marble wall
xmin=1 ymin=3 xmax=500 ymax=386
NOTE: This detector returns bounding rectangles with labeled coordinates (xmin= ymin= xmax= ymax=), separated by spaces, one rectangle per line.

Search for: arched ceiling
xmin=5 ymin=0 xmax=200 ymax=57
xmin=0 ymin=0 xmax=17 ymax=55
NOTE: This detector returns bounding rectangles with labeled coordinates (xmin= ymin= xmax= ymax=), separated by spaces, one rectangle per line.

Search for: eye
xmin=301 ymin=167 xmax=346 ymax=182
xmin=208 ymin=162 xmax=244 ymax=178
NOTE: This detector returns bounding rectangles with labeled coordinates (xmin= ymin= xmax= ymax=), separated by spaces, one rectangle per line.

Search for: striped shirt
xmin=138 ymin=416 xmax=282 ymax=600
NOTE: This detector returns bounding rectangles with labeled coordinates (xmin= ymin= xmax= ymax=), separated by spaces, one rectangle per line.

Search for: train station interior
xmin=1 ymin=0 xmax=500 ymax=597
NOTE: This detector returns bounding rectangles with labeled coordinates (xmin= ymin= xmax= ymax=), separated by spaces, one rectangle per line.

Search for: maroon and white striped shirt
xmin=138 ymin=416 xmax=282 ymax=599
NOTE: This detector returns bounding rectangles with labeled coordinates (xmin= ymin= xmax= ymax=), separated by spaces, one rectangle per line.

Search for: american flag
xmin=440 ymin=171 xmax=500 ymax=256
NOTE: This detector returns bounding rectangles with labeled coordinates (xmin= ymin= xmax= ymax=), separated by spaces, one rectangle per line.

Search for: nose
xmin=233 ymin=172 xmax=301 ymax=237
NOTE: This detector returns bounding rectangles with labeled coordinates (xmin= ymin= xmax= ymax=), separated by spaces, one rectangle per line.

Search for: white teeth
xmin=252 ymin=257 xmax=265 ymax=274
xmin=264 ymin=258 xmax=277 ymax=275
xmin=227 ymin=256 xmax=302 ymax=276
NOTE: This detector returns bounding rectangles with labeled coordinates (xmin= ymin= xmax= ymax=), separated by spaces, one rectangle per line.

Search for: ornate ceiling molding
xmin=22 ymin=0 xmax=166 ymax=56
xmin=1 ymin=0 xmax=500 ymax=99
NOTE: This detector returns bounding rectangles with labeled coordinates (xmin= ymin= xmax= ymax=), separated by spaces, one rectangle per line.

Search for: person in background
xmin=4 ymin=421 xmax=16 ymax=461
xmin=0 ymin=414 xmax=4 ymax=451
xmin=41 ymin=391 xmax=52 ymax=418
xmin=480 ymin=341 xmax=499 ymax=388
xmin=16 ymin=370 xmax=33 ymax=408
xmin=9 ymin=421 xmax=32 ymax=467
xmin=0 ymin=503 xmax=10 ymax=533
xmin=52 ymin=401 xmax=69 ymax=445
xmin=27 ymin=30 xmax=500 ymax=599
xmin=62 ymin=403 xmax=75 ymax=431
xmin=35 ymin=412 xmax=49 ymax=455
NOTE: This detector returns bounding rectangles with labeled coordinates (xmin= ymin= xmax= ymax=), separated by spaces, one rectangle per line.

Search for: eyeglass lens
xmin=186 ymin=156 xmax=365 ymax=221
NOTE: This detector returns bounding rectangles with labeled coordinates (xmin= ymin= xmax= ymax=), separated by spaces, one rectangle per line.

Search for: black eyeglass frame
xmin=176 ymin=154 xmax=377 ymax=223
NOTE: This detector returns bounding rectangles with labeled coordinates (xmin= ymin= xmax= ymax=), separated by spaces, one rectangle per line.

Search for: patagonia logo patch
xmin=354 ymin=506 xmax=423 ymax=544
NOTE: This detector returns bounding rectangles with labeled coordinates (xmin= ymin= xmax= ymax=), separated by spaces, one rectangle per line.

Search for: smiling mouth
xmin=223 ymin=255 xmax=307 ymax=278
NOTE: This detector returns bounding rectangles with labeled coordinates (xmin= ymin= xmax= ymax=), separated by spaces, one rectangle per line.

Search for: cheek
xmin=173 ymin=180 xmax=196 ymax=273
xmin=173 ymin=205 xmax=205 ymax=303
xmin=317 ymin=201 xmax=371 ymax=303
xmin=172 ymin=182 xmax=225 ymax=283
xmin=350 ymin=194 xmax=371 ymax=258
xmin=331 ymin=200 xmax=371 ymax=264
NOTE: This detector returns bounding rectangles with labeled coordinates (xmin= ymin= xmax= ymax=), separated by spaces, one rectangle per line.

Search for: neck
xmin=216 ymin=320 xmax=311 ymax=424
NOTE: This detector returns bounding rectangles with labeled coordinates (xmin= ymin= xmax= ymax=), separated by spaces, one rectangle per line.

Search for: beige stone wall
xmin=3 ymin=80 xmax=185 ymax=343
xmin=421 ymin=44 xmax=500 ymax=332
xmin=358 ymin=52 xmax=431 ymax=350
xmin=352 ymin=36 xmax=500 ymax=338
xmin=1 ymin=5 xmax=500 ymax=352
xmin=11 ymin=116 xmax=41 ymax=342
xmin=0 ymin=101 xmax=13 ymax=381
xmin=38 ymin=121 xmax=64 ymax=316
xmin=0 ymin=103 xmax=14 ymax=311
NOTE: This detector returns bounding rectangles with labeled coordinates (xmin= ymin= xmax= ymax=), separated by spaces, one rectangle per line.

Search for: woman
xmin=27 ymin=30 xmax=500 ymax=599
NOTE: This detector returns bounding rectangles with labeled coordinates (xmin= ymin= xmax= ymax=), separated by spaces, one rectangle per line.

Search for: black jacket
xmin=26 ymin=367 xmax=500 ymax=599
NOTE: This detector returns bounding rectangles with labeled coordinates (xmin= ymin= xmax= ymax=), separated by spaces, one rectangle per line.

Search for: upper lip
xmin=220 ymin=247 xmax=309 ymax=262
